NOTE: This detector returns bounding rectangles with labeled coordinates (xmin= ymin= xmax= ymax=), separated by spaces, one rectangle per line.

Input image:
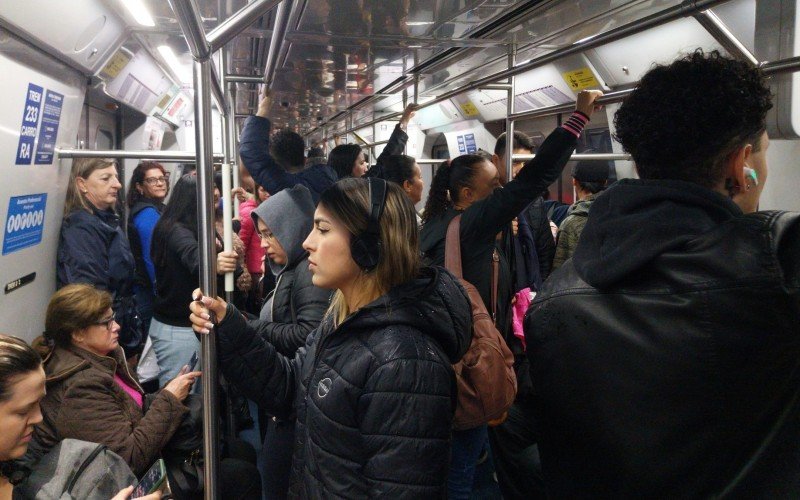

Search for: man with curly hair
xmin=525 ymin=50 xmax=800 ymax=496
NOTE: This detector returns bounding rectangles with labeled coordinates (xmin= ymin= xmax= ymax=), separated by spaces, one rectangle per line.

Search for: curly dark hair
xmin=126 ymin=161 xmax=167 ymax=208
xmin=613 ymin=50 xmax=772 ymax=188
xmin=270 ymin=129 xmax=306 ymax=170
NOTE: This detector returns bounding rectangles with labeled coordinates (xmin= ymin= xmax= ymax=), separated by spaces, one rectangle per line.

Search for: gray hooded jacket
xmin=249 ymin=185 xmax=332 ymax=356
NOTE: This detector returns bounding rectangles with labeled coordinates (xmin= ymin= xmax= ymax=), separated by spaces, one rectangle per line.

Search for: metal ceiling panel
xmin=259 ymin=0 xmax=531 ymax=132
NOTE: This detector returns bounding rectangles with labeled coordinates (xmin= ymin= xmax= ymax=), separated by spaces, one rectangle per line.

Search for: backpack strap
xmin=65 ymin=443 xmax=106 ymax=494
xmin=444 ymin=215 xmax=464 ymax=279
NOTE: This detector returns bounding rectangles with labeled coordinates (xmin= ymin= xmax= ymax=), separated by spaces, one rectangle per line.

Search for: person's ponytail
xmin=422 ymin=160 xmax=453 ymax=224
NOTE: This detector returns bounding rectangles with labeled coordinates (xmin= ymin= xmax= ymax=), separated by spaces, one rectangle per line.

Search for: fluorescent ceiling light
xmin=406 ymin=21 xmax=435 ymax=26
xmin=158 ymin=45 xmax=191 ymax=83
xmin=121 ymin=0 xmax=155 ymax=27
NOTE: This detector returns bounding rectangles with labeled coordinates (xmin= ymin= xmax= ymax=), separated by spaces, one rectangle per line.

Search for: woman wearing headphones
xmin=189 ymin=178 xmax=472 ymax=497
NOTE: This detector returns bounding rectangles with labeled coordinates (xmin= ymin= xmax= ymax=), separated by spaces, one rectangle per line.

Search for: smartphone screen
xmin=188 ymin=351 xmax=199 ymax=371
xmin=133 ymin=459 xmax=167 ymax=497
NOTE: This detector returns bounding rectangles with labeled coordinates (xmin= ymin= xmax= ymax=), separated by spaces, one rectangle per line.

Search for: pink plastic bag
xmin=512 ymin=288 xmax=531 ymax=351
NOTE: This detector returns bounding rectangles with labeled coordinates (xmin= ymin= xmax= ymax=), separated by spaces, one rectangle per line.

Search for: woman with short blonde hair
xmin=57 ymin=158 xmax=142 ymax=358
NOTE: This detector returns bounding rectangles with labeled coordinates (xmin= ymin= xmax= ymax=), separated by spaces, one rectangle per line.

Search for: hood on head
xmin=571 ymin=178 xmax=741 ymax=289
xmin=353 ymin=267 xmax=472 ymax=363
xmin=252 ymin=185 xmax=315 ymax=275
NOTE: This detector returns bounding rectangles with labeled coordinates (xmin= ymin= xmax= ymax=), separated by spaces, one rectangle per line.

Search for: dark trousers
xmin=488 ymin=402 xmax=547 ymax=499
xmin=448 ymin=425 xmax=488 ymax=499
xmin=258 ymin=418 xmax=295 ymax=500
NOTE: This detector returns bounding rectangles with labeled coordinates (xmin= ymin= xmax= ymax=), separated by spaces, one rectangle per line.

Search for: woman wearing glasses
xmin=126 ymin=162 xmax=169 ymax=337
xmin=29 ymin=284 xmax=199 ymax=476
xmin=58 ymin=159 xmax=142 ymax=358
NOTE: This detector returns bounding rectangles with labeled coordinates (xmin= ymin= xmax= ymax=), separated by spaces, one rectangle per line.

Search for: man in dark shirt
xmin=239 ymin=92 xmax=337 ymax=204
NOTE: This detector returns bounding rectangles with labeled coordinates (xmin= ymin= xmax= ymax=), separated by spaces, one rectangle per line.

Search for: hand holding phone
xmin=187 ymin=351 xmax=198 ymax=372
xmin=132 ymin=459 xmax=168 ymax=498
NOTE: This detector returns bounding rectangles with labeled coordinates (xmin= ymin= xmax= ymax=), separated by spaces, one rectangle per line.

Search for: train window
xmin=431 ymin=143 xmax=450 ymax=160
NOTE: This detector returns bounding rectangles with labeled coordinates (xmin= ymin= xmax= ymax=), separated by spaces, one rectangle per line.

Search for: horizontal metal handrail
xmin=760 ymin=55 xmax=800 ymax=74
xmin=414 ymin=153 xmax=632 ymax=164
xmin=226 ymin=74 xmax=265 ymax=84
xmin=507 ymin=89 xmax=633 ymax=122
xmin=57 ymin=149 xmax=224 ymax=162
xmin=207 ymin=0 xmax=280 ymax=53
xmin=513 ymin=153 xmax=631 ymax=161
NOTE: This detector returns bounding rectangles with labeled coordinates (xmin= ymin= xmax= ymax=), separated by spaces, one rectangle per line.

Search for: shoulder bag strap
xmin=65 ymin=444 xmax=107 ymax=494
xmin=444 ymin=215 xmax=464 ymax=279
xmin=491 ymin=249 xmax=499 ymax=325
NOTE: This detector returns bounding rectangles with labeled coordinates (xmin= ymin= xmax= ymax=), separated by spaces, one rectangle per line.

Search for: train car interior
xmin=1 ymin=0 xmax=799 ymax=497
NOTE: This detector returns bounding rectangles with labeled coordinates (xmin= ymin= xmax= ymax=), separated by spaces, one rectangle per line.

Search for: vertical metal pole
xmin=228 ymin=85 xmax=241 ymax=218
xmin=505 ymin=43 xmax=516 ymax=184
xmin=373 ymin=122 xmax=378 ymax=162
xmin=413 ymin=50 xmax=420 ymax=105
xmin=193 ymin=59 xmax=220 ymax=500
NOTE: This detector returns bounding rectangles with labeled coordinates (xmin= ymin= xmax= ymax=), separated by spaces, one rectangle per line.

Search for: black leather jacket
xmin=525 ymin=179 xmax=800 ymax=498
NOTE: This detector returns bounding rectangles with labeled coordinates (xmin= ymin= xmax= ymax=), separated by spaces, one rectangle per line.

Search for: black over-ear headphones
xmin=351 ymin=177 xmax=387 ymax=271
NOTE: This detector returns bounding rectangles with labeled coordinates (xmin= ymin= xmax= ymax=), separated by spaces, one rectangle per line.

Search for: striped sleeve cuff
xmin=561 ymin=111 xmax=590 ymax=138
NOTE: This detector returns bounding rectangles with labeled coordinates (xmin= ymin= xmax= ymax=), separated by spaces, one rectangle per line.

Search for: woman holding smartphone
xmin=0 ymin=333 xmax=161 ymax=500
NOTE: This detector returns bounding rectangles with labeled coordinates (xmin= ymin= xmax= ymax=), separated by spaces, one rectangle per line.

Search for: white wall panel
xmin=0 ymin=34 xmax=86 ymax=342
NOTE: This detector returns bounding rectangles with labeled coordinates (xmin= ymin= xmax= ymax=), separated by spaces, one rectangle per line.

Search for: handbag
xmin=113 ymin=294 xmax=145 ymax=357
xmin=144 ymin=393 xmax=203 ymax=499
xmin=445 ymin=214 xmax=518 ymax=430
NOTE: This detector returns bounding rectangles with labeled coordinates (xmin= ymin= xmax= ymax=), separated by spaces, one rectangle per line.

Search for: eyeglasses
xmin=143 ymin=176 xmax=169 ymax=186
xmin=93 ymin=314 xmax=116 ymax=330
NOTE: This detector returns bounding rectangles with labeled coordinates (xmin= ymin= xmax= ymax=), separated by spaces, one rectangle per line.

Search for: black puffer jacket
xmin=216 ymin=267 xmax=472 ymax=498
xmin=525 ymin=179 xmax=800 ymax=498
xmin=252 ymin=256 xmax=331 ymax=356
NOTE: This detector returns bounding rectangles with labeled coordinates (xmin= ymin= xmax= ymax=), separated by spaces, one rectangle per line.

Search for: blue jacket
xmin=57 ymin=207 xmax=136 ymax=297
xmin=57 ymin=207 xmax=140 ymax=354
xmin=239 ymin=116 xmax=337 ymax=204
xmin=128 ymin=199 xmax=163 ymax=290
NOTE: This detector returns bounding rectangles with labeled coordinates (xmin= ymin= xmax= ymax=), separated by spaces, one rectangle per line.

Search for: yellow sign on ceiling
xmin=562 ymin=68 xmax=600 ymax=91
xmin=101 ymin=51 xmax=132 ymax=79
xmin=459 ymin=100 xmax=480 ymax=117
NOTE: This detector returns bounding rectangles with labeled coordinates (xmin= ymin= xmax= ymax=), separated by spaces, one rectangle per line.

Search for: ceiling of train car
xmin=113 ymin=0 xmax=685 ymax=138
xmin=412 ymin=0 xmax=683 ymax=104
xmin=264 ymin=0 xmax=532 ymax=132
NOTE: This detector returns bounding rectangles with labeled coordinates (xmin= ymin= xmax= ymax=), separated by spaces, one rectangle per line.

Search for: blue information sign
xmin=35 ymin=90 xmax=64 ymax=164
xmin=457 ymin=135 xmax=466 ymax=153
xmin=464 ymin=133 xmax=477 ymax=153
xmin=3 ymin=194 xmax=47 ymax=255
xmin=15 ymin=83 xmax=44 ymax=165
